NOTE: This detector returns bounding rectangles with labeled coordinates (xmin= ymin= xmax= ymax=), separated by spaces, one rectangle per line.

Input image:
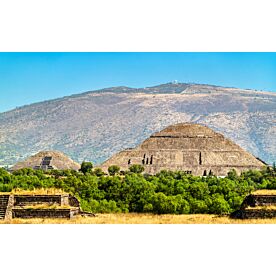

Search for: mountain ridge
xmin=2 ymin=82 xmax=274 ymax=115
xmin=0 ymin=82 xmax=275 ymax=167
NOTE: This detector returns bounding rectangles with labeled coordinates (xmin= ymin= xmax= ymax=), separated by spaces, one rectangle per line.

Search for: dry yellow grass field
xmin=1 ymin=213 xmax=276 ymax=224
xmin=252 ymin=189 xmax=276 ymax=195
xmin=0 ymin=188 xmax=65 ymax=195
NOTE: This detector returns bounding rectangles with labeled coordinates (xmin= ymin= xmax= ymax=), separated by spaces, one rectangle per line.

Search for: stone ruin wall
xmin=231 ymin=209 xmax=276 ymax=219
xmin=231 ymin=195 xmax=276 ymax=219
xmin=14 ymin=195 xmax=67 ymax=206
xmin=12 ymin=208 xmax=77 ymax=219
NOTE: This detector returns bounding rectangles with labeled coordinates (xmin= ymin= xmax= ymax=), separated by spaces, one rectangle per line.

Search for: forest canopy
xmin=0 ymin=165 xmax=275 ymax=215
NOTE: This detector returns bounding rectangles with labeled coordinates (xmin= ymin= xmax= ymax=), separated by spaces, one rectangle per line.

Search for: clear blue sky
xmin=0 ymin=52 xmax=275 ymax=112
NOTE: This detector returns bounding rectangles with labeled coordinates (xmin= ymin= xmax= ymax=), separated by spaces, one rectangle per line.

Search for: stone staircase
xmin=0 ymin=195 xmax=10 ymax=219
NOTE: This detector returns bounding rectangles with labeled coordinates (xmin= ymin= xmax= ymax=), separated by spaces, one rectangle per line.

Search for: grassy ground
xmin=0 ymin=188 xmax=66 ymax=195
xmin=2 ymin=213 xmax=276 ymax=224
xmin=252 ymin=189 xmax=276 ymax=195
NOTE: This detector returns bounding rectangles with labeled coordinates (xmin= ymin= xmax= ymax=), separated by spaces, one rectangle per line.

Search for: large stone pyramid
xmin=100 ymin=123 xmax=266 ymax=176
xmin=11 ymin=151 xmax=81 ymax=171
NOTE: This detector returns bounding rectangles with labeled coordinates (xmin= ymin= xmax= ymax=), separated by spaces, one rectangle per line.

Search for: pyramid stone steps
xmin=231 ymin=193 xmax=276 ymax=219
xmin=241 ymin=194 xmax=276 ymax=208
xmin=0 ymin=195 xmax=10 ymax=219
xmin=231 ymin=209 xmax=276 ymax=219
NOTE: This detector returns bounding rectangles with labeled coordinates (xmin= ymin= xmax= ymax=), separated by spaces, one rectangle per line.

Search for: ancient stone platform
xmin=0 ymin=193 xmax=81 ymax=220
xmin=231 ymin=192 xmax=276 ymax=219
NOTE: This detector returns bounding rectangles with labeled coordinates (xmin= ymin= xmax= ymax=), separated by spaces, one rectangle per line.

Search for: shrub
xmin=151 ymin=193 xmax=190 ymax=214
xmin=129 ymin=164 xmax=144 ymax=174
xmin=189 ymin=199 xmax=209 ymax=214
xmin=108 ymin=165 xmax=120 ymax=176
xmin=80 ymin=162 xmax=93 ymax=174
xmin=227 ymin=169 xmax=238 ymax=180
xmin=93 ymin=168 xmax=105 ymax=177
xmin=209 ymin=194 xmax=231 ymax=214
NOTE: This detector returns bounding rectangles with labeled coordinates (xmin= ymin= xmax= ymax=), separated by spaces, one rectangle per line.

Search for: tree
xmin=80 ymin=162 xmax=93 ymax=174
xmin=151 ymin=192 xmax=175 ymax=214
xmin=108 ymin=165 xmax=120 ymax=176
xmin=150 ymin=193 xmax=190 ymax=214
xmin=189 ymin=199 xmax=209 ymax=214
xmin=227 ymin=169 xmax=238 ymax=180
xmin=93 ymin=168 xmax=105 ymax=177
xmin=129 ymin=164 xmax=144 ymax=174
xmin=209 ymin=194 xmax=231 ymax=214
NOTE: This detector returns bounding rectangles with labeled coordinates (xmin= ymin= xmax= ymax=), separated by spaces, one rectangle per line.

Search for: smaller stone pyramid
xmin=11 ymin=151 xmax=81 ymax=171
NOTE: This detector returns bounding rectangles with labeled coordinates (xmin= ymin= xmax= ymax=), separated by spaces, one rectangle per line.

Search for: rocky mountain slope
xmin=0 ymin=82 xmax=275 ymax=166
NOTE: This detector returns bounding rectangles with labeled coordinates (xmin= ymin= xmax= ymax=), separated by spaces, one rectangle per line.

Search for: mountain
xmin=0 ymin=82 xmax=275 ymax=167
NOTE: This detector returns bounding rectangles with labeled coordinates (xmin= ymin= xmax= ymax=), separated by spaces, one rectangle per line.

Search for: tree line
xmin=0 ymin=162 xmax=275 ymax=215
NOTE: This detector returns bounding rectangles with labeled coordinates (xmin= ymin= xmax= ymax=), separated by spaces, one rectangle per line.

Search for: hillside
xmin=0 ymin=82 xmax=275 ymax=166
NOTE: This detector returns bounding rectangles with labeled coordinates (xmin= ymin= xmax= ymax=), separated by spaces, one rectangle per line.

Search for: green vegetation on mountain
xmin=0 ymin=165 xmax=275 ymax=215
